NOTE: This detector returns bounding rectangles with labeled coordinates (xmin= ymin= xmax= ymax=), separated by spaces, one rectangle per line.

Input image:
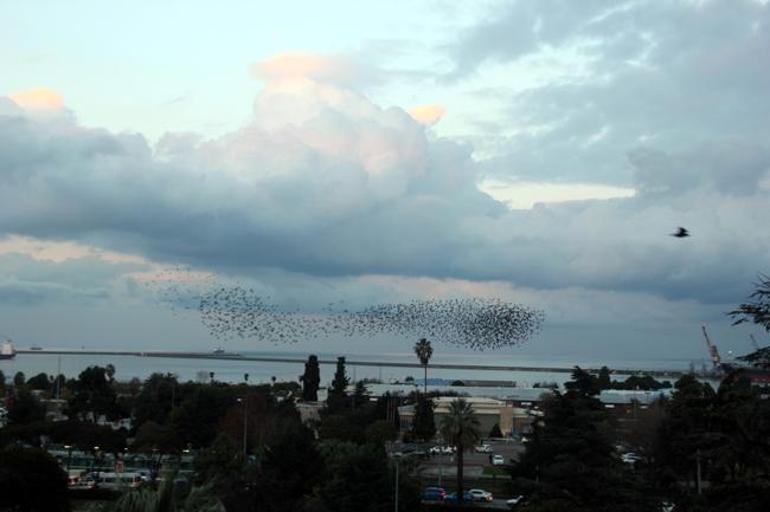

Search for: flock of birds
xmin=149 ymin=227 xmax=689 ymax=350
xmin=150 ymin=276 xmax=544 ymax=350
xmin=196 ymin=288 xmax=544 ymax=350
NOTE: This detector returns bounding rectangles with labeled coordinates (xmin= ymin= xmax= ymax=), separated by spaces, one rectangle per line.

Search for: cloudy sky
xmin=1 ymin=0 xmax=769 ymax=362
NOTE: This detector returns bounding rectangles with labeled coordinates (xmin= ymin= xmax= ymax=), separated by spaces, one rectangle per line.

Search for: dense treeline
xmin=512 ymin=367 xmax=770 ymax=511
xmin=0 ymin=357 xmax=421 ymax=511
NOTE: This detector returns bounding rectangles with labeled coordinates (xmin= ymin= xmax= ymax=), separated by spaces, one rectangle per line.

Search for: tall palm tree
xmin=413 ymin=338 xmax=433 ymax=394
xmin=439 ymin=398 xmax=480 ymax=503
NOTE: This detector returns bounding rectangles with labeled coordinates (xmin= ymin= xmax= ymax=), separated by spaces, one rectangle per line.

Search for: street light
xmin=64 ymin=444 xmax=73 ymax=471
xmin=237 ymin=397 xmax=248 ymax=456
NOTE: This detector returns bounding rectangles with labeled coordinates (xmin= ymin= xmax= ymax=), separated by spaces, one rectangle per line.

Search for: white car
xmin=507 ymin=495 xmax=525 ymax=508
xmin=468 ymin=489 xmax=493 ymax=502
xmin=429 ymin=446 xmax=442 ymax=455
xmin=441 ymin=445 xmax=456 ymax=454
xmin=621 ymin=452 xmax=642 ymax=464
xmin=474 ymin=444 xmax=492 ymax=453
xmin=492 ymin=454 xmax=505 ymax=466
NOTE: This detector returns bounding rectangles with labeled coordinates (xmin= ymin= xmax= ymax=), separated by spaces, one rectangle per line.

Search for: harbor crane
xmin=702 ymin=325 xmax=723 ymax=370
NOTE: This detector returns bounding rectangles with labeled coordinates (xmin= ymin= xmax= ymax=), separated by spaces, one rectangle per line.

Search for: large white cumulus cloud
xmin=1 ymin=41 xmax=769 ymax=313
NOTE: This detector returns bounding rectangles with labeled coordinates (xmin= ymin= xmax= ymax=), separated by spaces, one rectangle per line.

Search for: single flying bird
xmin=670 ymin=227 xmax=690 ymax=238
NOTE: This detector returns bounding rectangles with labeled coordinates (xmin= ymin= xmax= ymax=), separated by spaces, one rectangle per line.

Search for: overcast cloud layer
xmin=1 ymin=0 xmax=768 ymax=357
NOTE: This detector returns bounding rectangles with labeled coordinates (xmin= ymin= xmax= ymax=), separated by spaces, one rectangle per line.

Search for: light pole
xmin=64 ymin=444 xmax=73 ymax=471
xmin=237 ymin=397 xmax=248 ymax=456
xmin=394 ymin=454 xmax=400 ymax=512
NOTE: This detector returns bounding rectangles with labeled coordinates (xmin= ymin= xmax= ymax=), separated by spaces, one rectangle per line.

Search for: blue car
xmin=421 ymin=487 xmax=447 ymax=501
xmin=444 ymin=491 xmax=473 ymax=503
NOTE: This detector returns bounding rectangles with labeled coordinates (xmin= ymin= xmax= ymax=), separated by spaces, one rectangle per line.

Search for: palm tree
xmin=439 ymin=398 xmax=480 ymax=503
xmin=413 ymin=338 xmax=433 ymax=394
xmin=107 ymin=472 xmax=225 ymax=512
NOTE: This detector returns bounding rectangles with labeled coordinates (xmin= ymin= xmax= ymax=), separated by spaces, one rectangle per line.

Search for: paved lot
xmin=417 ymin=439 xmax=525 ymax=477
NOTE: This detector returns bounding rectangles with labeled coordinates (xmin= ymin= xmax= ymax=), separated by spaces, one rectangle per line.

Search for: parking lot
xmin=416 ymin=439 xmax=525 ymax=479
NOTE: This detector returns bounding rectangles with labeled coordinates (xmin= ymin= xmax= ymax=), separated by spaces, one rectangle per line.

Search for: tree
xmin=68 ymin=366 xmax=119 ymax=420
xmin=0 ymin=446 xmax=70 ymax=512
xmin=132 ymin=421 xmax=179 ymax=453
xmin=439 ymin=398 xmax=480 ymax=503
xmin=0 ymin=369 xmax=5 ymax=395
xmin=301 ymin=355 xmax=321 ymax=401
xmin=255 ymin=420 xmax=322 ymax=512
xmin=564 ymin=367 xmax=601 ymax=396
xmin=352 ymin=380 xmax=369 ymax=410
xmin=314 ymin=441 xmax=418 ymax=512
xmin=13 ymin=371 xmax=25 ymax=387
xmin=412 ymin=393 xmax=436 ymax=442
xmin=598 ymin=366 xmax=612 ymax=390
xmin=111 ymin=470 xmax=225 ymax=512
xmin=514 ymin=389 xmax=654 ymax=511
xmin=489 ymin=423 xmax=503 ymax=438
xmin=105 ymin=363 xmax=116 ymax=382
xmin=8 ymin=388 xmax=46 ymax=425
xmin=327 ymin=357 xmax=349 ymax=412
xmin=365 ymin=420 xmax=398 ymax=445
xmin=170 ymin=385 xmax=237 ymax=448
xmin=414 ymin=338 xmax=433 ymax=394
xmin=133 ymin=373 xmax=179 ymax=427
xmin=27 ymin=372 xmax=51 ymax=391
xmin=729 ymin=273 xmax=770 ymax=332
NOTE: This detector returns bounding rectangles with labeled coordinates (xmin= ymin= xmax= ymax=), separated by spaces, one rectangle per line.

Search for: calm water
xmin=1 ymin=349 xmax=704 ymax=390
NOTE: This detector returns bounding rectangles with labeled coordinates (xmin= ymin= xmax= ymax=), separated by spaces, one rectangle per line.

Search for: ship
xmin=1 ymin=339 xmax=16 ymax=360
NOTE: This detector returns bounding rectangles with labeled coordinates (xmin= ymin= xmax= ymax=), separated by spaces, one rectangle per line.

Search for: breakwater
xmin=15 ymin=349 xmax=689 ymax=378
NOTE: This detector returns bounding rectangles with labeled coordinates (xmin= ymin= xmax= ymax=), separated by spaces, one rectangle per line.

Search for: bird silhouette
xmin=671 ymin=227 xmax=690 ymax=238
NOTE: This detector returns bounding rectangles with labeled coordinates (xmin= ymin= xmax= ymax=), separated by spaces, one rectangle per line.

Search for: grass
xmin=481 ymin=466 xmax=508 ymax=477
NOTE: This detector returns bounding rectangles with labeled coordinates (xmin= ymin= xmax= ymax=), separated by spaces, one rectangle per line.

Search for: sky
xmin=1 ymin=0 xmax=769 ymax=363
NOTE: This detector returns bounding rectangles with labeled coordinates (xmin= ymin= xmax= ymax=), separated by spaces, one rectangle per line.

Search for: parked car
xmin=492 ymin=454 xmax=505 ymax=466
xmin=468 ymin=488 xmax=494 ymax=502
xmin=421 ymin=487 xmax=447 ymax=501
xmin=429 ymin=446 xmax=442 ymax=455
xmin=444 ymin=491 xmax=473 ymax=503
xmin=474 ymin=444 xmax=492 ymax=453
xmin=621 ymin=452 xmax=642 ymax=464
xmin=507 ymin=495 xmax=525 ymax=508
xmin=441 ymin=445 xmax=456 ymax=454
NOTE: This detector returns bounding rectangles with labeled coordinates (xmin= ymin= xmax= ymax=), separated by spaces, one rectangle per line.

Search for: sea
xmin=1 ymin=349 xmax=709 ymax=398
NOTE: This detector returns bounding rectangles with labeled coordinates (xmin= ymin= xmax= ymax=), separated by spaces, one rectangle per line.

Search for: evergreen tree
xmin=598 ymin=366 xmax=612 ymax=390
xmin=68 ymin=366 xmax=120 ymax=420
xmin=514 ymin=388 xmax=655 ymax=511
xmin=412 ymin=393 xmax=436 ymax=442
xmin=0 ymin=447 xmax=70 ymax=512
xmin=327 ymin=357 xmax=349 ymax=412
xmin=564 ymin=366 xmax=601 ymax=396
xmin=352 ymin=380 xmax=368 ymax=409
xmin=729 ymin=272 xmax=770 ymax=332
xmin=8 ymin=388 xmax=46 ymax=425
xmin=13 ymin=371 xmax=25 ymax=387
xmin=300 ymin=355 xmax=321 ymax=401
xmin=27 ymin=372 xmax=51 ymax=391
